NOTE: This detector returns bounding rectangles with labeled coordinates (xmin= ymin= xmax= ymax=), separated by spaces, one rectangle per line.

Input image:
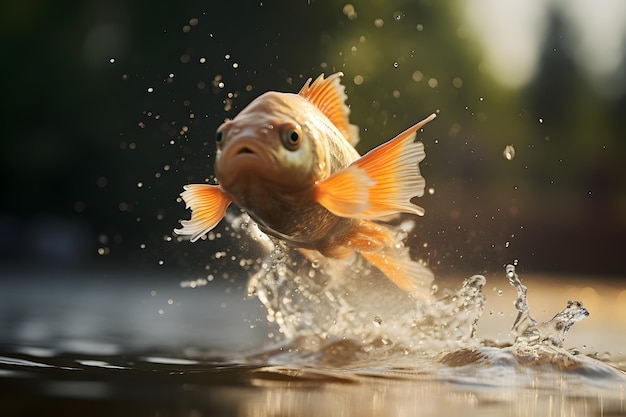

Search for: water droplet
xmin=342 ymin=4 xmax=358 ymax=20
xmin=393 ymin=62 xmax=399 ymax=68
xmin=96 ymin=176 xmax=108 ymax=188
xmin=506 ymin=264 xmax=515 ymax=279
xmin=373 ymin=316 xmax=383 ymax=327
xmin=503 ymin=145 xmax=515 ymax=160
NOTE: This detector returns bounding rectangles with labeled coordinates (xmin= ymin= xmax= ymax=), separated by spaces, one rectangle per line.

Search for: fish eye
xmin=215 ymin=130 xmax=224 ymax=143
xmin=280 ymin=125 xmax=301 ymax=151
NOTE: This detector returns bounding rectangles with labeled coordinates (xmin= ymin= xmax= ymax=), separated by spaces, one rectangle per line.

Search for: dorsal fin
xmin=299 ymin=72 xmax=360 ymax=147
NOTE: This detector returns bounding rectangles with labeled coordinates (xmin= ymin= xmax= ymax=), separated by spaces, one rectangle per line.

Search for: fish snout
xmin=216 ymin=137 xmax=277 ymax=185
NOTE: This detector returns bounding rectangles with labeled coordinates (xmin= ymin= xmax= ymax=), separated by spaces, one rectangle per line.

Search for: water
xmin=1 ymin=214 xmax=625 ymax=416
xmin=503 ymin=144 xmax=516 ymax=160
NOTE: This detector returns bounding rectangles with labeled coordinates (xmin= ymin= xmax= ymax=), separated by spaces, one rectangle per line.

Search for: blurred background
xmin=1 ymin=0 xmax=625 ymax=282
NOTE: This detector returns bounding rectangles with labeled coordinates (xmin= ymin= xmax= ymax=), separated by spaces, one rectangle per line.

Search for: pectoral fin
xmin=174 ymin=184 xmax=232 ymax=242
xmin=314 ymin=113 xmax=436 ymax=220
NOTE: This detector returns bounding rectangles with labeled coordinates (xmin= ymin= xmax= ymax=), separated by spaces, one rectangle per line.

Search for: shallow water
xmin=1 ymin=264 xmax=625 ymax=417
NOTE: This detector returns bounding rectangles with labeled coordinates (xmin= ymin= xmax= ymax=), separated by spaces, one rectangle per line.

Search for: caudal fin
xmin=361 ymin=250 xmax=434 ymax=300
xmin=346 ymin=220 xmax=434 ymax=300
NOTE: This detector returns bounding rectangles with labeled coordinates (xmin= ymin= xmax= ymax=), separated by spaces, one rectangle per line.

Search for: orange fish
xmin=175 ymin=73 xmax=436 ymax=298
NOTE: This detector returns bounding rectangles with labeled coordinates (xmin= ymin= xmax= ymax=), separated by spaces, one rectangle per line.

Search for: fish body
xmin=175 ymin=73 xmax=436 ymax=298
xmin=214 ymin=89 xmax=358 ymax=248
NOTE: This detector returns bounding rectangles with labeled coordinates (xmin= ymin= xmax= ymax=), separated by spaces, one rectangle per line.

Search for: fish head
xmin=214 ymin=91 xmax=330 ymax=196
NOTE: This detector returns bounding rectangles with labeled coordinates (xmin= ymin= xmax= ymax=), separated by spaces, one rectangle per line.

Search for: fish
xmin=174 ymin=72 xmax=436 ymax=298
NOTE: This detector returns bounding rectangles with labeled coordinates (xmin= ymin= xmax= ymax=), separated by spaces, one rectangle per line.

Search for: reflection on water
xmin=0 ymin=341 xmax=624 ymax=417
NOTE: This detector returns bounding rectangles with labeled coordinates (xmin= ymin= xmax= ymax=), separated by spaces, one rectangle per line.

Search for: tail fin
xmin=361 ymin=249 xmax=434 ymax=300
xmin=347 ymin=221 xmax=434 ymax=299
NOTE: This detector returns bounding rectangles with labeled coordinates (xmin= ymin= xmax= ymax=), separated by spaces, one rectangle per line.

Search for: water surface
xmin=1 ymin=262 xmax=624 ymax=417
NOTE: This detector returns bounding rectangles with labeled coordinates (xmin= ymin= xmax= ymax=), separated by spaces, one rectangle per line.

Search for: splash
xmin=442 ymin=264 xmax=594 ymax=372
xmin=199 ymin=210 xmax=600 ymax=371
xmin=239 ymin=212 xmax=486 ymax=357
xmin=498 ymin=263 xmax=595 ymax=371
xmin=507 ymin=263 xmax=589 ymax=349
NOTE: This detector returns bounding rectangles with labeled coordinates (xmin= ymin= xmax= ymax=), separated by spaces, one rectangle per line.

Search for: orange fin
xmin=348 ymin=221 xmax=434 ymax=299
xmin=299 ymin=73 xmax=360 ymax=147
xmin=174 ymin=184 xmax=232 ymax=242
xmin=314 ymin=113 xmax=436 ymax=220
xmin=361 ymin=250 xmax=434 ymax=299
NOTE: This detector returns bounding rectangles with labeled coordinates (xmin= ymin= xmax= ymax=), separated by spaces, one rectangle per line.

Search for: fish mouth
xmin=216 ymin=139 xmax=277 ymax=185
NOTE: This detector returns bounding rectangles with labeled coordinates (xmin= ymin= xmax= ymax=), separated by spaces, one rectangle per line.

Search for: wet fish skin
xmin=175 ymin=73 xmax=436 ymax=298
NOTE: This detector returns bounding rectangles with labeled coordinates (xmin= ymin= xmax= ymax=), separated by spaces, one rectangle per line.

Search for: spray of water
xmin=507 ymin=263 xmax=589 ymax=349
xmin=187 ymin=210 xmax=600 ymax=371
xmin=230 ymin=211 xmax=487 ymax=359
